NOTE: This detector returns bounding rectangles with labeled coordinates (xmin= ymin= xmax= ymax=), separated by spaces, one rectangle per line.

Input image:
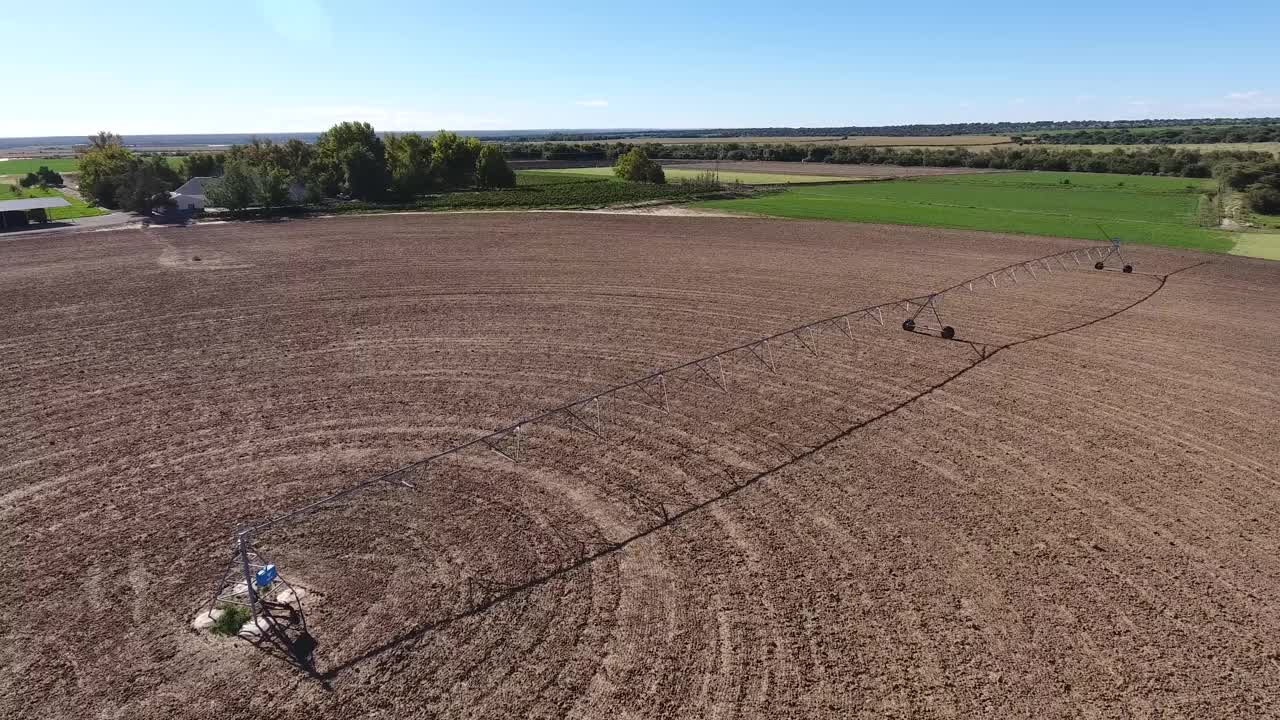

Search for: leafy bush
xmin=181 ymin=153 xmax=223 ymax=180
xmin=211 ymin=605 xmax=251 ymax=637
xmin=613 ymin=148 xmax=665 ymax=183
xmin=205 ymin=159 xmax=259 ymax=211
xmin=1246 ymin=185 xmax=1280 ymax=214
xmin=475 ymin=145 xmax=516 ymax=189
xmin=677 ymin=170 xmax=722 ymax=192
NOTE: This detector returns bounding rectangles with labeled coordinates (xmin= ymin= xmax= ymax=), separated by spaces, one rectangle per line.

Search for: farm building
xmin=170 ymin=177 xmax=213 ymax=211
xmin=0 ymin=196 xmax=70 ymax=229
xmin=170 ymin=176 xmax=305 ymax=211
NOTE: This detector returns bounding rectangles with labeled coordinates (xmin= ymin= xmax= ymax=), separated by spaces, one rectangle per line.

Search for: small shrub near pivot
xmin=941 ymin=326 xmax=956 ymax=339
xmin=211 ymin=605 xmax=251 ymax=637
xmin=902 ymin=319 xmax=915 ymax=332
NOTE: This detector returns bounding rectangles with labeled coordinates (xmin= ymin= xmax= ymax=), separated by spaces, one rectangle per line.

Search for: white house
xmin=170 ymin=177 xmax=213 ymax=211
xmin=169 ymin=176 xmax=306 ymax=211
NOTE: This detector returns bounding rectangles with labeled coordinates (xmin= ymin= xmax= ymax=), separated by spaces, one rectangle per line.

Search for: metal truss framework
xmin=205 ymin=240 xmax=1134 ymax=622
xmin=208 ymin=530 xmax=307 ymax=629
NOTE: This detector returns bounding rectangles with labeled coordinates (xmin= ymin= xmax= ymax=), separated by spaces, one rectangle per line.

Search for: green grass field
xmin=696 ymin=171 xmax=1237 ymax=253
xmin=0 ymin=158 xmax=80 ymax=175
xmin=1229 ymin=233 xmax=1280 ymax=260
xmin=0 ymin=184 xmax=107 ymax=221
xmin=0 ymin=156 xmax=189 ymax=177
xmin=524 ymin=167 xmax=859 ymax=185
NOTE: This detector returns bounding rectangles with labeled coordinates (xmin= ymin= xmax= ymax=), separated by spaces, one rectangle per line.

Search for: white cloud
xmin=1226 ymin=90 xmax=1264 ymax=101
xmin=574 ymin=100 xmax=609 ymax=108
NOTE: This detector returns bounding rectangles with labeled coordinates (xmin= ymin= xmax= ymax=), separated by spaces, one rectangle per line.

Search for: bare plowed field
xmin=665 ymin=160 xmax=996 ymax=178
xmin=3 ymin=214 xmax=1279 ymax=718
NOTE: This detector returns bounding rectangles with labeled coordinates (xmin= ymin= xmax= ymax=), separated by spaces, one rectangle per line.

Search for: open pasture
xmin=0 ymin=158 xmax=79 ymax=175
xmin=3 ymin=214 xmax=1279 ymax=718
xmin=698 ymin=171 xmax=1234 ymax=253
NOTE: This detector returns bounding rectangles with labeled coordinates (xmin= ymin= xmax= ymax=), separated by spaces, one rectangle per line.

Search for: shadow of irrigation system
xmin=210 ymin=246 xmax=1209 ymax=681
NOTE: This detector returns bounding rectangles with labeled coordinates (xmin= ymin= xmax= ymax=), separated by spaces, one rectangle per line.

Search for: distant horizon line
xmin=2 ymin=115 xmax=1278 ymax=146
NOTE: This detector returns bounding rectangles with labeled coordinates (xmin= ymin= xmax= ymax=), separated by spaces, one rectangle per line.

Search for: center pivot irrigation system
xmin=205 ymin=239 xmax=1136 ymax=631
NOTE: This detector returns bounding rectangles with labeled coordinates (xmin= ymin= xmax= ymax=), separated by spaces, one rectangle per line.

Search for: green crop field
xmin=696 ymin=171 xmax=1237 ymax=253
xmin=0 ymin=184 xmax=107 ymax=221
xmin=334 ymin=170 xmax=707 ymax=212
xmin=0 ymin=158 xmax=80 ymax=175
xmin=523 ymin=167 xmax=859 ymax=185
xmin=1229 ymin=233 xmax=1280 ymax=261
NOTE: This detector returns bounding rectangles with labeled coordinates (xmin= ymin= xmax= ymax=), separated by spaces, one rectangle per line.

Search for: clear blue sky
xmin=4 ymin=0 xmax=1278 ymax=137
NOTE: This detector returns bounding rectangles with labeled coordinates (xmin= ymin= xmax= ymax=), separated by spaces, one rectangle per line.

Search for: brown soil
xmin=665 ymin=160 xmax=997 ymax=178
xmin=3 ymin=214 xmax=1279 ymax=719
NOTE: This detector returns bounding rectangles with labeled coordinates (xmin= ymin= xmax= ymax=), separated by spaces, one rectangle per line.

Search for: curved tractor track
xmin=2 ymin=213 xmax=1278 ymax=718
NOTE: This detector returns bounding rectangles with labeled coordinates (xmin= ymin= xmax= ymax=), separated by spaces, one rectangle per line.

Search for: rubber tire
xmin=1123 ymin=265 xmax=1133 ymax=273
xmin=941 ymin=326 xmax=955 ymax=340
xmin=902 ymin=319 xmax=916 ymax=332
xmin=1094 ymin=261 xmax=1105 ymax=270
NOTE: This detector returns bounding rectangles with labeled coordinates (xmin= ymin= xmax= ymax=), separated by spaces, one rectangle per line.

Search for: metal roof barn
xmin=0 ymin=197 xmax=71 ymax=212
xmin=0 ymin=196 xmax=72 ymax=230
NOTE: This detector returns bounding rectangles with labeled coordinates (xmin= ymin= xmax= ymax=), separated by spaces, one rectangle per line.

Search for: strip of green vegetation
xmin=524 ymin=166 xmax=858 ymax=185
xmin=696 ymin=171 xmax=1235 ymax=253
xmin=515 ymin=170 xmax=611 ymax=186
xmin=328 ymin=172 xmax=706 ymax=213
xmin=0 ymin=157 xmax=190 ymax=176
xmin=0 ymin=184 xmax=106 ymax=220
xmin=0 ymin=158 xmax=79 ymax=175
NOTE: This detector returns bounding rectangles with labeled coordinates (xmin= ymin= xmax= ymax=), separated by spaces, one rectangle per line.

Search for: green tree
xmin=613 ymin=147 xmax=665 ymax=183
xmin=87 ymin=131 xmax=124 ymax=150
xmin=205 ymin=158 xmax=259 ymax=211
xmin=37 ymin=166 xmax=63 ymax=186
xmin=181 ymin=153 xmax=223 ymax=179
xmin=279 ymin=139 xmax=315 ymax=182
xmin=385 ymin=132 xmax=436 ymax=197
xmin=339 ymin=145 xmax=385 ymax=200
xmin=475 ymin=145 xmax=516 ymax=189
xmin=259 ymin=168 xmax=291 ymax=209
xmin=77 ymin=132 xmax=135 ymax=207
xmin=315 ymin=121 xmax=386 ymax=197
xmin=115 ymin=156 xmax=182 ymax=214
xmin=432 ymin=131 xmax=482 ymax=188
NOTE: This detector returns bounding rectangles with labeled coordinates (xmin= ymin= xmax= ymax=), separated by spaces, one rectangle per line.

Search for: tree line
xmin=485 ymin=117 xmax=1280 ymax=142
xmin=77 ymin=123 xmax=516 ymax=213
xmin=502 ymin=140 xmax=1278 ymax=179
xmin=1035 ymin=124 xmax=1280 ymax=146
